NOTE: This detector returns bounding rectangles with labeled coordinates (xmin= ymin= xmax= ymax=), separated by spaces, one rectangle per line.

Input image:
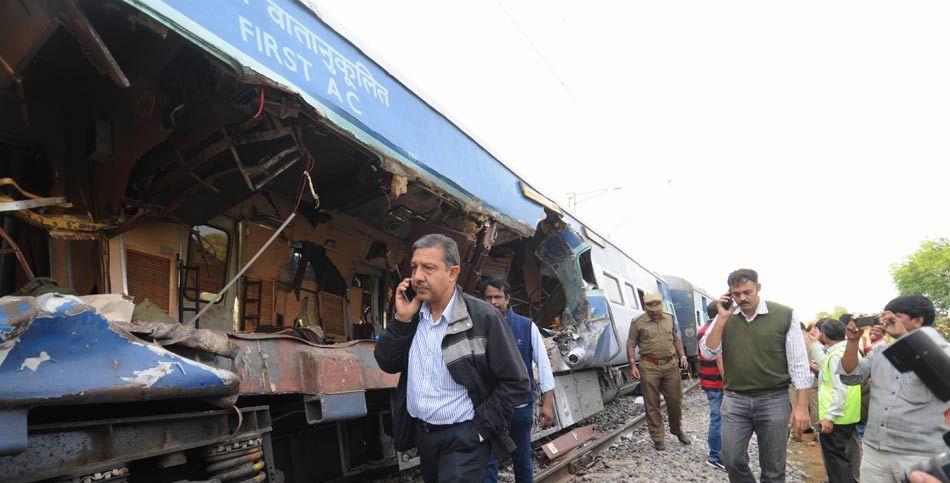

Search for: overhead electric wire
xmin=494 ymin=0 xmax=577 ymax=102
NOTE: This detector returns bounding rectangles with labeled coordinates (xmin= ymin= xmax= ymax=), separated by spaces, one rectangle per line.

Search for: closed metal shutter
xmin=243 ymin=276 xmax=275 ymax=330
xmin=318 ymin=292 xmax=347 ymax=341
xmin=126 ymin=248 xmax=171 ymax=314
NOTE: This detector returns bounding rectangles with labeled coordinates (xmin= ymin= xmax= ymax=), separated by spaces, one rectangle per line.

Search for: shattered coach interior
xmin=0 ymin=1 xmax=626 ymax=480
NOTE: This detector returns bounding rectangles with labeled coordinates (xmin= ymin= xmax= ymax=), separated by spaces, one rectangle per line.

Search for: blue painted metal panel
xmin=669 ymin=289 xmax=698 ymax=357
xmin=126 ymin=0 xmax=546 ymax=229
xmin=0 ymin=294 xmax=239 ymax=406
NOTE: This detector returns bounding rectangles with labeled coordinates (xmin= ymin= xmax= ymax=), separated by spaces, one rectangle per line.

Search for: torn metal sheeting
xmin=40 ymin=0 xmax=130 ymax=88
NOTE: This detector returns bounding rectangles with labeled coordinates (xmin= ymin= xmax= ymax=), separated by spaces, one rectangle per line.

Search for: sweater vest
xmin=506 ymin=309 xmax=535 ymax=405
xmin=721 ymin=301 xmax=793 ymax=394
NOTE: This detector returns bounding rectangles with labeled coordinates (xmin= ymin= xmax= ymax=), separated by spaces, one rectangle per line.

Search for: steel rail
xmin=535 ymin=379 xmax=702 ymax=482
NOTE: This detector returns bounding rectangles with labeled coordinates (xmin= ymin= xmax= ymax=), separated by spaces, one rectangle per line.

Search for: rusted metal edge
xmin=40 ymin=0 xmax=130 ymax=88
xmin=534 ymin=380 xmax=701 ymax=482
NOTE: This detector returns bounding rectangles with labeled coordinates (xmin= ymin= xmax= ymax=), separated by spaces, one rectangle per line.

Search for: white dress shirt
xmin=699 ymin=298 xmax=814 ymax=390
xmin=515 ymin=321 xmax=556 ymax=408
xmin=406 ymin=290 xmax=476 ymax=424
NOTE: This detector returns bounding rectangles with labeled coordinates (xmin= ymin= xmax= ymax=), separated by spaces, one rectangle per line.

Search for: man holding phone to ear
xmin=700 ymin=268 xmax=813 ymax=483
xmin=374 ymin=234 xmax=529 ymax=483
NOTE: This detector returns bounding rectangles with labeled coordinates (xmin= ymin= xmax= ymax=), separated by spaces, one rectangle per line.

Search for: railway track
xmin=535 ymin=380 xmax=702 ymax=482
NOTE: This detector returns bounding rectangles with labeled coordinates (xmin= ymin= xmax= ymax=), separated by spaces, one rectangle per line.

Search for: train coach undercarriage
xmin=0 ymin=1 xmax=636 ymax=481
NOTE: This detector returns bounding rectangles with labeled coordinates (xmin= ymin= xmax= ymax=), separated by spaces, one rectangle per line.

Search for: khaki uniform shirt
xmin=627 ymin=312 xmax=679 ymax=359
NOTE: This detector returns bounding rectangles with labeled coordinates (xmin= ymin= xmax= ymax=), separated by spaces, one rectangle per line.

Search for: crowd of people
xmin=374 ymin=234 xmax=948 ymax=483
xmin=692 ymin=269 xmax=949 ymax=483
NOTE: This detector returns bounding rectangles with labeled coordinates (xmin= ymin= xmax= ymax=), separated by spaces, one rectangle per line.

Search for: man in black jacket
xmin=375 ymin=234 xmax=530 ymax=483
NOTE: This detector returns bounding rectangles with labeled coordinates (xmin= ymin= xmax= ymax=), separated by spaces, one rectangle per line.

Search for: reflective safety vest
xmin=818 ymin=343 xmax=862 ymax=424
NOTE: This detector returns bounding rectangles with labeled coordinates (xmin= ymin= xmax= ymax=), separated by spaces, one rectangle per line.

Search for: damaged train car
xmin=0 ymin=0 xmax=681 ymax=481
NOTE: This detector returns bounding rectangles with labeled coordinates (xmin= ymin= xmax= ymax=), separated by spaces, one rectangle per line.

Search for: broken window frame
xmin=185 ymin=224 xmax=231 ymax=304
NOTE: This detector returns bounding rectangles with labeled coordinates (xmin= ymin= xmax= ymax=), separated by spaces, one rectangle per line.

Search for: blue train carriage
xmin=0 ymin=0 xmax=677 ymax=480
xmin=663 ymin=275 xmax=717 ymax=375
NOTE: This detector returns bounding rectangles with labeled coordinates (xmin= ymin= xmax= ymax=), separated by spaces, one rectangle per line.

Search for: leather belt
xmin=642 ymin=354 xmax=673 ymax=365
xmin=417 ymin=420 xmax=465 ymax=433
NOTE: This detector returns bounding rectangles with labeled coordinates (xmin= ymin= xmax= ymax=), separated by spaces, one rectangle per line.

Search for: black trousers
xmin=416 ymin=420 xmax=491 ymax=483
xmin=819 ymin=423 xmax=859 ymax=483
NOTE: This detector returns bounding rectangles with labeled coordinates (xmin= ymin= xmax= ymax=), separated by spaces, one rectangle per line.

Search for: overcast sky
xmin=315 ymin=0 xmax=949 ymax=319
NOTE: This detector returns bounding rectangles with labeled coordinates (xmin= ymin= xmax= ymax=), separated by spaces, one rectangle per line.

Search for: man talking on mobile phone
xmin=700 ymin=269 xmax=813 ymax=483
xmin=374 ymin=234 xmax=529 ymax=483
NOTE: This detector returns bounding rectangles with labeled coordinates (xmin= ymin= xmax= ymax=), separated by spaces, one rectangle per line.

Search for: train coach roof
xmin=124 ymin=0 xmax=550 ymax=236
xmin=663 ymin=274 xmax=715 ymax=300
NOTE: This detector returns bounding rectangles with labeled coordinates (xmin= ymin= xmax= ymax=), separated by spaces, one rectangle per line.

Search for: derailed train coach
xmin=0 ymin=1 xmax=675 ymax=481
xmin=663 ymin=274 xmax=716 ymax=375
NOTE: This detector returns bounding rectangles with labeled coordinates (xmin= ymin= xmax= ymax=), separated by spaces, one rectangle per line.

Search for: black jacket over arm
xmin=373 ymin=290 xmax=530 ymax=456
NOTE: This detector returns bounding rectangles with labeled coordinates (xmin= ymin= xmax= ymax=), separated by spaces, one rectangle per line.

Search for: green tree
xmin=936 ymin=315 xmax=950 ymax=340
xmin=890 ymin=238 xmax=950 ymax=315
xmin=814 ymin=305 xmax=849 ymax=321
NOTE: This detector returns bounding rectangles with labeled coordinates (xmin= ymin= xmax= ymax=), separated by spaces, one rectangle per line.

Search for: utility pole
xmin=565 ymin=186 xmax=623 ymax=211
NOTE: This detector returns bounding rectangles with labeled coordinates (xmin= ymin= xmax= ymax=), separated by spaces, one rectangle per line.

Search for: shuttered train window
xmin=242 ymin=276 xmax=275 ymax=330
xmin=319 ymin=291 xmax=347 ymax=342
xmin=126 ymin=248 xmax=171 ymax=314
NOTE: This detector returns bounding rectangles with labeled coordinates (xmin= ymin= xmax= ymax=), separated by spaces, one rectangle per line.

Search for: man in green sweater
xmin=700 ymin=269 xmax=813 ymax=483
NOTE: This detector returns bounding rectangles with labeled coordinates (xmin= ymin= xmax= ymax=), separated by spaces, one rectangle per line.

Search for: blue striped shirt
xmin=406 ymin=291 xmax=475 ymax=424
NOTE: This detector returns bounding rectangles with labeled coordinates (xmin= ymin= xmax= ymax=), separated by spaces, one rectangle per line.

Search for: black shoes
xmin=654 ymin=432 xmax=690 ymax=450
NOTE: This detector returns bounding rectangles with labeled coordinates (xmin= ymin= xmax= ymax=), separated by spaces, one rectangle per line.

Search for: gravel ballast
xmin=370 ymin=381 xmax=811 ymax=482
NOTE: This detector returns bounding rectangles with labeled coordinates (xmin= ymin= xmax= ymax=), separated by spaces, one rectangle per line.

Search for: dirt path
xmin=787 ymin=434 xmax=829 ymax=483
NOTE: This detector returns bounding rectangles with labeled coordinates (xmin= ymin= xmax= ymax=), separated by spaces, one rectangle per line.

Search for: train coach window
xmin=186 ymin=225 xmax=230 ymax=302
xmin=625 ymin=283 xmax=640 ymax=309
xmin=603 ymin=272 xmax=624 ymax=305
xmin=579 ymin=250 xmax=597 ymax=287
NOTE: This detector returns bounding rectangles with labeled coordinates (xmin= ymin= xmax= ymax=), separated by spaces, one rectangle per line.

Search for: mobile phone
xmin=803 ymin=423 xmax=821 ymax=434
xmin=721 ymin=298 xmax=732 ymax=310
xmin=854 ymin=315 xmax=880 ymax=328
xmin=403 ymin=284 xmax=416 ymax=302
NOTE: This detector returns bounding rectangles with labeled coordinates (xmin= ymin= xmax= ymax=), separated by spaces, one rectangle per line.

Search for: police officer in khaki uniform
xmin=627 ymin=292 xmax=692 ymax=450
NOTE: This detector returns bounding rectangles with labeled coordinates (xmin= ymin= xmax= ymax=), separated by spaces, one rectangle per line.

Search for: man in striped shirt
xmin=374 ymin=234 xmax=529 ymax=483
xmin=697 ymin=300 xmax=726 ymax=470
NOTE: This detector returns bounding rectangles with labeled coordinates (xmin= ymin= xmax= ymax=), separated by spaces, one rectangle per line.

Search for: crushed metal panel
xmin=224 ymin=333 xmax=397 ymax=396
xmin=122 ymin=0 xmax=548 ymax=234
xmin=536 ymin=220 xmax=621 ymax=369
xmin=0 ymin=294 xmax=240 ymax=456
xmin=0 ymin=294 xmax=239 ymax=407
